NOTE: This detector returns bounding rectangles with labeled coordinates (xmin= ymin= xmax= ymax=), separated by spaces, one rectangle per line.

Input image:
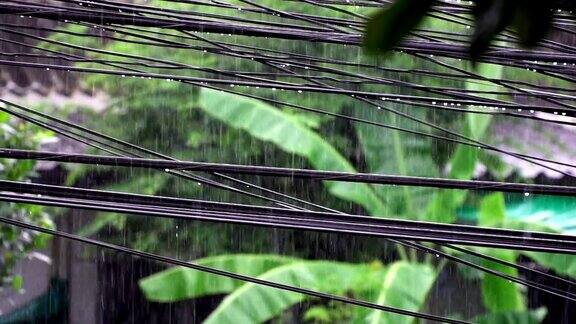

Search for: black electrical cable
xmin=6 ymin=19 xmax=576 ymax=117
xmin=3 ymin=24 xmax=575 ymax=178
xmin=2 ymin=98 xmax=565 ymax=294
xmin=3 ymin=101 xmax=572 ymax=296
xmin=3 ymin=0 xmax=572 ymax=230
xmin=395 ymin=240 xmax=576 ymax=301
xmin=444 ymin=244 xmax=576 ymax=288
xmin=2 ymin=148 xmax=575 ymax=196
xmin=3 ymin=0 xmax=576 ymax=304
xmin=4 ymin=2 xmax=576 ymax=66
xmin=5 ymin=0 xmax=576 ymax=77
xmin=0 ymin=215 xmax=469 ymax=324
xmin=8 ymin=23 xmax=576 ymax=127
xmin=2 ymin=59 xmax=575 ymax=179
xmin=0 ymin=102 xmax=312 ymax=211
xmin=2 ymin=176 xmax=575 ymax=300
xmin=9 ymin=21 xmax=572 ymax=113
xmin=2 ymin=182 xmax=576 ymax=253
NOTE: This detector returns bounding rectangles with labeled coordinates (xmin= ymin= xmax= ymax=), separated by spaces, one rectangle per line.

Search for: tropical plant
xmin=0 ymin=110 xmax=55 ymax=291
xmin=135 ymin=84 xmax=549 ymax=322
xmin=38 ymin=1 xmax=576 ymax=322
xmin=139 ymin=254 xmax=434 ymax=324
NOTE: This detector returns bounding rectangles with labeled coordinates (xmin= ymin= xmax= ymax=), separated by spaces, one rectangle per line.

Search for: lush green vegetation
xmin=34 ymin=1 xmax=576 ymax=322
xmin=0 ymin=111 xmax=54 ymax=291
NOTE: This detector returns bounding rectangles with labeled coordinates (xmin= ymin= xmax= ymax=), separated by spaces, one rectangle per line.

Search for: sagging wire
xmin=0 ymin=1 xmax=572 ymax=69
xmin=3 ymin=149 xmax=576 ymax=197
xmin=1 ymin=182 xmax=576 ymax=253
xmin=3 ymin=22 xmax=575 ymax=179
xmin=3 ymin=1 xmax=576 ymax=316
xmin=0 ymin=215 xmax=470 ymax=324
xmin=2 ymin=58 xmax=575 ymax=179
xmin=0 ymin=98 xmax=572 ymax=302
xmin=3 ymin=100 xmax=575 ymax=304
xmin=1 ymin=181 xmax=576 ymax=303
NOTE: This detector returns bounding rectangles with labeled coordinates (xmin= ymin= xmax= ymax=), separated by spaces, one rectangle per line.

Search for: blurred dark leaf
xmin=470 ymin=0 xmax=514 ymax=60
xmin=363 ymin=0 xmax=434 ymax=54
xmin=364 ymin=0 xmax=564 ymax=60
xmin=512 ymin=1 xmax=553 ymax=47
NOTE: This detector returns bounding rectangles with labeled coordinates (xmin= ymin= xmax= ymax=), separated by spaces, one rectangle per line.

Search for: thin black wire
xmin=9 ymin=0 xmax=576 ymax=65
xmin=6 ymin=19 xmax=576 ymax=116
xmin=4 ymin=100 xmax=575 ymax=299
xmin=3 ymin=0 xmax=576 ymax=306
xmin=0 ymin=215 xmax=469 ymax=324
xmin=4 ymin=9 xmax=576 ymax=258
xmin=397 ymin=240 xmax=576 ymax=301
xmin=0 ymin=100 xmax=316 ymax=211
xmin=5 ymin=2 xmax=576 ymax=67
xmin=444 ymin=244 xmax=576 ymax=288
xmin=8 ymin=21 xmax=574 ymax=113
xmin=2 ymin=59 xmax=575 ymax=179
xmin=2 ymin=42 xmax=573 ymax=184
xmin=2 ymin=92 xmax=565 ymax=290
xmin=2 ymin=175 xmax=576 ymax=300
xmin=2 ymin=183 xmax=576 ymax=253
xmin=3 ymin=23 xmax=575 ymax=178
xmin=2 ymin=1 xmax=572 ymax=239
xmin=3 ymin=148 xmax=576 ymax=196
xmin=7 ymin=22 xmax=576 ymax=128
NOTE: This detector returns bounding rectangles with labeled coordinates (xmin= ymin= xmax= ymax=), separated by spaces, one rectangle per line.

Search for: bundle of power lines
xmin=1 ymin=1 xmax=576 ymax=323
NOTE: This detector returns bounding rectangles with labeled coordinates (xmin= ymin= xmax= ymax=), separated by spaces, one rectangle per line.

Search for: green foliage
xmin=479 ymin=193 xmax=506 ymax=227
xmin=478 ymin=193 xmax=524 ymax=312
xmin=303 ymin=305 xmax=332 ymax=323
xmin=139 ymin=254 xmax=297 ymax=302
xmin=364 ymin=0 xmax=434 ymax=54
xmin=198 ymin=88 xmax=387 ymax=215
xmin=303 ymin=302 xmax=355 ymax=323
xmin=353 ymin=102 xmax=438 ymax=217
xmin=424 ymin=62 xmax=502 ymax=223
xmin=0 ymin=111 xmax=54 ymax=291
xmin=41 ymin=2 xmax=562 ymax=322
xmin=11 ymin=274 xmax=23 ymax=291
xmin=470 ymin=1 xmax=553 ymax=59
xmin=201 ymin=260 xmax=384 ymax=324
xmin=505 ymin=220 xmax=576 ymax=279
xmin=365 ymin=262 xmax=436 ymax=324
xmin=139 ymin=257 xmax=438 ymax=324
xmin=76 ymin=173 xmax=168 ymax=237
xmin=524 ymin=253 xmax=576 ymax=278
xmin=469 ymin=196 xmax=576 ymax=280
xmin=472 ymin=308 xmax=547 ymax=324
xmin=481 ymin=249 xmax=524 ymax=312
xmin=464 ymin=198 xmax=576 ymax=281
